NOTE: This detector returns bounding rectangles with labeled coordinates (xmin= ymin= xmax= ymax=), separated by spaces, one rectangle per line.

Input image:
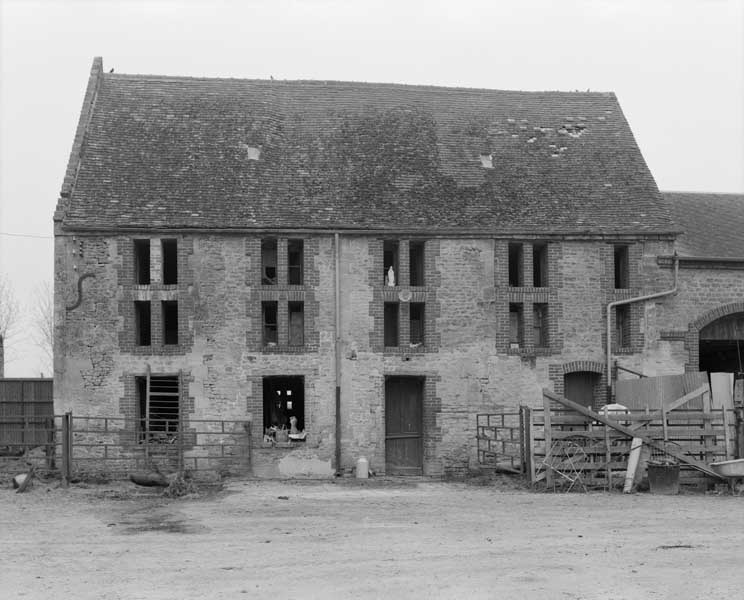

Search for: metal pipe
xmin=334 ymin=233 xmax=341 ymax=475
xmin=606 ymin=254 xmax=679 ymax=400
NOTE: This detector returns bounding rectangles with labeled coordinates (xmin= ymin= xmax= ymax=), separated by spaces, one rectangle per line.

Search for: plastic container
xmin=356 ymin=456 xmax=369 ymax=479
xmin=647 ymin=463 xmax=680 ymax=495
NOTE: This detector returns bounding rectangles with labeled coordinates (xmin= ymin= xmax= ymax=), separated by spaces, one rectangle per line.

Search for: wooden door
xmin=564 ymin=372 xmax=600 ymax=409
xmin=385 ymin=377 xmax=423 ymax=475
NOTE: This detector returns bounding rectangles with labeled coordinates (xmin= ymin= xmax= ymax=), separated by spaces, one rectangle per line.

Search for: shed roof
xmin=664 ymin=192 xmax=744 ymax=257
xmin=57 ymin=58 xmax=673 ymax=236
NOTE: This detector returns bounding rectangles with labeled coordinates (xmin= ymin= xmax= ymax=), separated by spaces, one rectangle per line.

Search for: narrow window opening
xmin=383 ymin=240 xmax=399 ymax=286
xmin=509 ymin=303 xmax=523 ymax=347
xmin=138 ymin=374 xmax=180 ymax=440
xmin=288 ymin=239 xmax=304 ymax=285
xmin=616 ymin=304 xmax=631 ymax=349
xmin=262 ymin=301 xmax=278 ymax=346
xmin=409 ymin=241 xmax=425 ymax=286
xmin=162 ymin=301 xmax=178 ymax=345
xmin=261 ymin=239 xmax=277 ymax=285
xmin=410 ymin=302 xmax=425 ymax=346
xmin=288 ymin=301 xmax=304 ymax=346
xmin=614 ymin=245 xmax=629 ymax=289
xmin=263 ymin=376 xmax=304 ymax=432
xmin=162 ymin=239 xmax=178 ymax=285
xmin=508 ymin=243 xmax=523 ymax=287
xmin=533 ymin=243 xmax=548 ymax=287
xmin=384 ymin=302 xmax=399 ymax=347
xmin=134 ymin=301 xmax=151 ymax=346
xmin=533 ymin=303 xmax=549 ymax=348
xmin=133 ymin=239 xmax=150 ymax=285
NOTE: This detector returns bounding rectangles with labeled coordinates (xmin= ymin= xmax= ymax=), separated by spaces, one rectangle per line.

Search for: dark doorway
xmin=263 ymin=376 xmax=304 ymax=431
xmin=385 ymin=376 xmax=423 ymax=475
xmin=699 ymin=313 xmax=744 ymax=376
xmin=564 ymin=371 xmax=601 ymax=409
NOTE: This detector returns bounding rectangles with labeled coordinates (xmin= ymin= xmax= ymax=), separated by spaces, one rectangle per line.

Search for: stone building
xmin=53 ymin=58 xmax=743 ymax=477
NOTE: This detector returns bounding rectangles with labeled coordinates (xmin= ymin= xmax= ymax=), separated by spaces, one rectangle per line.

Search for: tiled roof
xmin=664 ymin=192 xmax=744 ymax=257
xmin=57 ymin=58 xmax=673 ymax=235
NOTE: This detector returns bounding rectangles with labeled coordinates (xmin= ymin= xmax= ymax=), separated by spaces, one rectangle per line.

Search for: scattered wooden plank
xmin=623 ymin=438 xmax=643 ymax=493
xmin=710 ymin=373 xmax=734 ymax=411
xmin=15 ymin=466 xmax=35 ymax=493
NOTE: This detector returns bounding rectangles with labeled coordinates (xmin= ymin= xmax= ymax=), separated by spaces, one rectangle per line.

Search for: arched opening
xmin=699 ymin=313 xmax=744 ymax=376
xmin=564 ymin=371 xmax=602 ymax=410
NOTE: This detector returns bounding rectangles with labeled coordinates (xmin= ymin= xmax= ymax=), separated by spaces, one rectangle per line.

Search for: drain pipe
xmin=334 ymin=233 xmax=342 ymax=475
xmin=606 ymin=254 xmax=679 ymax=401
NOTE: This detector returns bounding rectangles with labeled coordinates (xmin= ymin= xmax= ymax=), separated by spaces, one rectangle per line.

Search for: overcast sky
xmin=1 ymin=0 xmax=743 ymax=377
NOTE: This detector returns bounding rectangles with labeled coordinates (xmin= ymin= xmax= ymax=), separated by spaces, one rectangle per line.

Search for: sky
xmin=0 ymin=0 xmax=743 ymax=377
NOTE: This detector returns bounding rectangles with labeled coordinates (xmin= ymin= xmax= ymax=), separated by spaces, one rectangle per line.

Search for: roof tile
xmin=60 ymin=67 xmax=673 ymax=235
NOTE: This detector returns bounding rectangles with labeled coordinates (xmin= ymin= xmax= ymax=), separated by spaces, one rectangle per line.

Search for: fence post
xmin=243 ymin=421 xmax=253 ymax=476
xmin=178 ymin=408 xmax=184 ymax=477
xmin=61 ymin=411 xmax=73 ymax=486
xmin=520 ymin=405 xmax=535 ymax=483
xmin=543 ymin=392 xmax=553 ymax=487
xmin=519 ymin=407 xmax=525 ymax=474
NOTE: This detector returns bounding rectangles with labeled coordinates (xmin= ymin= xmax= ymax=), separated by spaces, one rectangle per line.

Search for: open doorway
xmin=263 ymin=376 xmax=304 ymax=431
xmin=564 ymin=371 xmax=602 ymax=410
xmin=699 ymin=313 xmax=744 ymax=379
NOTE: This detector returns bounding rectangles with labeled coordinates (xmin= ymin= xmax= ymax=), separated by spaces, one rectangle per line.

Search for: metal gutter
xmin=57 ymin=226 xmax=680 ymax=241
xmin=606 ymin=254 xmax=679 ymax=400
xmin=658 ymin=254 xmax=744 ymax=266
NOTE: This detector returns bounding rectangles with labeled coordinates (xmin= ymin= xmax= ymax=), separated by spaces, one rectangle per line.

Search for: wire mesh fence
xmin=0 ymin=412 xmax=252 ymax=481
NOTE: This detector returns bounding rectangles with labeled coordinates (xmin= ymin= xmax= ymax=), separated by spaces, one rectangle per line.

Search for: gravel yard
xmin=2 ymin=476 xmax=743 ymax=599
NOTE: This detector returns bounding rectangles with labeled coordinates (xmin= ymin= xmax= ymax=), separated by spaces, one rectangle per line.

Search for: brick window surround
xmin=548 ymin=360 xmax=608 ymax=406
xmin=497 ymin=240 xmax=562 ymax=356
xmin=369 ymin=238 xmax=441 ymax=354
xmin=684 ymin=301 xmax=744 ymax=372
xmin=117 ymin=237 xmax=193 ymax=355
xmin=246 ymin=237 xmax=319 ymax=353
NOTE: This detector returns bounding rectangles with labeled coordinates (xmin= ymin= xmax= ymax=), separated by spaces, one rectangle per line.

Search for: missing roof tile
xmin=239 ymin=143 xmax=261 ymax=160
xmin=479 ymin=154 xmax=493 ymax=169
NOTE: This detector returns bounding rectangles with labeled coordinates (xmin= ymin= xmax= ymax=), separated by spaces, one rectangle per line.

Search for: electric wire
xmin=0 ymin=232 xmax=53 ymax=239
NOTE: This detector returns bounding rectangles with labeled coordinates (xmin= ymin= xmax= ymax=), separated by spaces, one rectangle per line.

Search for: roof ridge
xmin=105 ymin=72 xmax=615 ymax=96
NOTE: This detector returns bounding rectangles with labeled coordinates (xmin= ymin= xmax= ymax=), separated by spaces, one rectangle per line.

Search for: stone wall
xmin=55 ymin=230 xmax=744 ymax=477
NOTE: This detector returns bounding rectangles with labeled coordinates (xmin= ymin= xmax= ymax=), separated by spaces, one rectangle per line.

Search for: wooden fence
xmin=1 ymin=411 xmax=253 ymax=481
xmin=477 ymin=385 xmax=740 ymax=491
xmin=0 ymin=379 xmax=54 ymax=455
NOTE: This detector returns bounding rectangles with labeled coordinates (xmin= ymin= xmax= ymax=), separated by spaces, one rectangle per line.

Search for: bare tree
xmin=32 ymin=280 xmax=54 ymax=376
xmin=0 ymin=273 xmax=20 ymax=376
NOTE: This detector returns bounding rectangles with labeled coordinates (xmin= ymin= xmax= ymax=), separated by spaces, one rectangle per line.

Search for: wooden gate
xmin=385 ymin=376 xmax=423 ymax=475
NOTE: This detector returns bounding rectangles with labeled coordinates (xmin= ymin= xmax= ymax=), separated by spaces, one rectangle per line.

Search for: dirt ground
xmin=2 ymin=474 xmax=743 ymax=600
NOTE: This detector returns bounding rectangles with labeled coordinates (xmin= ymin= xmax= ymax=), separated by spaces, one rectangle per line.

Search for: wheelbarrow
xmin=710 ymin=458 xmax=744 ymax=492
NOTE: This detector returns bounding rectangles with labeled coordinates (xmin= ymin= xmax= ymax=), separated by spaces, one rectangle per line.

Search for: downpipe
xmin=334 ymin=233 xmax=342 ymax=474
xmin=606 ymin=254 xmax=679 ymax=401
